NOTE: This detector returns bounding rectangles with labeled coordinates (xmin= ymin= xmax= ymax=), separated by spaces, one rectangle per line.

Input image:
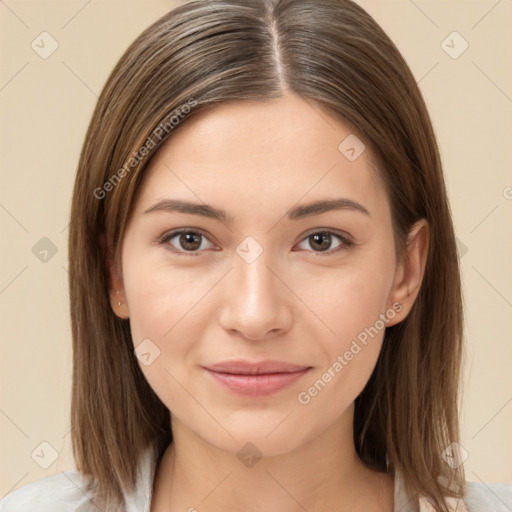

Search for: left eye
xmin=295 ymin=231 xmax=349 ymax=254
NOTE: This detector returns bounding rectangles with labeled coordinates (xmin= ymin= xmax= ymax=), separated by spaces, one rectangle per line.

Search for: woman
xmin=1 ymin=0 xmax=511 ymax=511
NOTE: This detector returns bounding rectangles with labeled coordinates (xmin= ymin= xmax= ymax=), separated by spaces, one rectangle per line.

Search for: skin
xmin=108 ymin=93 xmax=429 ymax=512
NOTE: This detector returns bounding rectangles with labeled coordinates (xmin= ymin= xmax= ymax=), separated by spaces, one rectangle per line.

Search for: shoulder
xmin=464 ymin=480 xmax=512 ymax=511
xmin=0 ymin=444 xmax=159 ymax=512
xmin=0 ymin=469 xmax=96 ymax=512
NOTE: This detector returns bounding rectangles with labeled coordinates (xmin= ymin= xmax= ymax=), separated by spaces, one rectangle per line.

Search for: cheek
xmin=123 ymin=252 xmax=211 ymax=345
xmin=293 ymin=251 xmax=395 ymax=408
xmin=121 ymin=251 xmax=225 ymax=403
xmin=123 ymin=260 xmax=206 ymax=416
xmin=301 ymin=252 xmax=395 ymax=349
xmin=294 ymin=281 xmax=392 ymax=421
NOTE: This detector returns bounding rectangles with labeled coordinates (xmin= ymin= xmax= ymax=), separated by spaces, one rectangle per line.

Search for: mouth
xmin=202 ymin=360 xmax=312 ymax=397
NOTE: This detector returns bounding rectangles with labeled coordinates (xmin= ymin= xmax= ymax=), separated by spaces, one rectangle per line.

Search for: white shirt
xmin=1 ymin=445 xmax=511 ymax=511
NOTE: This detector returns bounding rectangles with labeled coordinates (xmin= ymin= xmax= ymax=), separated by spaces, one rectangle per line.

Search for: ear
xmin=102 ymin=234 xmax=130 ymax=320
xmin=386 ymin=219 xmax=429 ymax=327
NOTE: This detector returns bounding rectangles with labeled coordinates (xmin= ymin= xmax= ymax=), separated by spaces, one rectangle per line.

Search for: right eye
xmin=159 ymin=229 xmax=216 ymax=256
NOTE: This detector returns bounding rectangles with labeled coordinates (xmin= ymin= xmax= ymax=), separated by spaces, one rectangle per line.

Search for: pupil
xmin=180 ymin=232 xmax=201 ymax=251
xmin=311 ymin=233 xmax=331 ymax=251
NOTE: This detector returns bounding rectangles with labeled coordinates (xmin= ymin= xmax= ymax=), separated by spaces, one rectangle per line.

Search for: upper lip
xmin=204 ymin=360 xmax=310 ymax=375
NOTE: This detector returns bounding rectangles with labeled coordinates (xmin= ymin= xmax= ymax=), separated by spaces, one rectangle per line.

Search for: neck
xmin=151 ymin=406 xmax=394 ymax=512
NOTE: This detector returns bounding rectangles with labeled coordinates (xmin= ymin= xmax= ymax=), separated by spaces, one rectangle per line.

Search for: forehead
xmin=135 ymin=94 xmax=387 ymax=220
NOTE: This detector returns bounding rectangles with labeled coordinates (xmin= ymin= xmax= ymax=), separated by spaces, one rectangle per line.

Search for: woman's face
xmin=113 ymin=93 xmax=416 ymax=457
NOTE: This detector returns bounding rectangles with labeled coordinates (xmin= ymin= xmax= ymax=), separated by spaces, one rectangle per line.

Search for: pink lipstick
xmin=203 ymin=360 xmax=311 ymax=397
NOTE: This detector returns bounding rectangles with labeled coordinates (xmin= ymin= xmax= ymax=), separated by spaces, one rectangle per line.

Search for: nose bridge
xmin=238 ymin=249 xmax=275 ymax=298
xmin=233 ymin=234 xmax=278 ymax=294
xmin=234 ymin=243 xmax=281 ymax=312
xmin=219 ymin=239 xmax=291 ymax=338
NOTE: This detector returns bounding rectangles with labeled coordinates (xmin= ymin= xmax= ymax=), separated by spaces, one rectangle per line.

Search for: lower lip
xmin=204 ymin=368 xmax=311 ymax=397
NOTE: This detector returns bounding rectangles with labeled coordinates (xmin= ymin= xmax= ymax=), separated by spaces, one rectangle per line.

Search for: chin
xmin=189 ymin=412 xmax=314 ymax=460
xmin=211 ymin=431 xmax=305 ymax=461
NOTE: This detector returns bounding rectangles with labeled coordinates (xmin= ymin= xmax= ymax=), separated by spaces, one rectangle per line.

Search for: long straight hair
xmin=68 ymin=0 xmax=465 ymax=510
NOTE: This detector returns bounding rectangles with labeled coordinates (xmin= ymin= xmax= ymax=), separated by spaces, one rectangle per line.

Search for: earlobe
xmin=112 ymin=293 xmax=129 ymax=318
xmin=103 ymin=236 xmax=130 ymax=320
xmin=386 ymin=219 xmax=429 ymax=327
xmin=108 ymin=263 xmax=130 ymax=320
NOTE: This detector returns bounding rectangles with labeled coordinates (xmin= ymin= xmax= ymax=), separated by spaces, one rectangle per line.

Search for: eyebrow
xmin=143 ymin=197 xmax=370 ymax=222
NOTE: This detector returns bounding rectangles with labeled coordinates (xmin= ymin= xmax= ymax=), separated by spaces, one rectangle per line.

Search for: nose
xmin=218 ymin=250 xmax=293 ymax=341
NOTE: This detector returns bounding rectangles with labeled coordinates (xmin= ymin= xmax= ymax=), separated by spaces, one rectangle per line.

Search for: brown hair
xmin=68 ymin=0 xmax=465 ymax=510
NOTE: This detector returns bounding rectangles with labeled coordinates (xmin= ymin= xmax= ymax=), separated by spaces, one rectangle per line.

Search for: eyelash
xmin=157 ymin=228 xmax=355 ymax=257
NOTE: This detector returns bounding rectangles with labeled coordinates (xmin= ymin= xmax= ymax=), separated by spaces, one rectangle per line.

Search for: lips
xmin=203 ymin=360 xmax=311 ymax=397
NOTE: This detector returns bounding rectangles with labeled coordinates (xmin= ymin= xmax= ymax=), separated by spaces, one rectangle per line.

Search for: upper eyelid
xmin=160 ymin=228 xmax=215 ymax=245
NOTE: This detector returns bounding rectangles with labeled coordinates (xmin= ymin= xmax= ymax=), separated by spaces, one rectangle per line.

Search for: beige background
xmin=1 ymin=0 xmax=511 ymax=497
